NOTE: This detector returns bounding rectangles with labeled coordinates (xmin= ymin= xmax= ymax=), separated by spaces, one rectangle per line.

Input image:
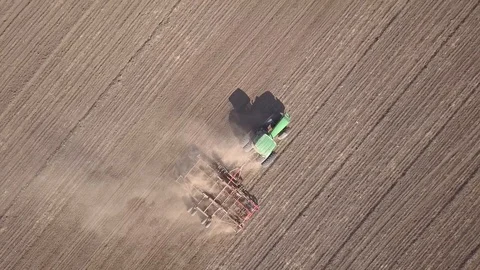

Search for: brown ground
xmin=0 ymin=0 xmax=479 ymax=269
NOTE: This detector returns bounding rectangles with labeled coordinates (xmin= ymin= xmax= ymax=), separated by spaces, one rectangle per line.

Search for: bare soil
xmin=0 ymin=0 xmax=479 ymax=269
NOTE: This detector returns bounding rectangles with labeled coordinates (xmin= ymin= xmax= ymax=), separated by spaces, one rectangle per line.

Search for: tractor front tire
xmin=261 ymin=152 xmax=277 ymax=168
xmin=243 ymin=141 xmax=254 ymax=152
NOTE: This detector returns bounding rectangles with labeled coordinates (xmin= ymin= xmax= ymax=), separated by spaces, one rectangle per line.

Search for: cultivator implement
xmin=176 ymin=152 xmax=259 ymax=232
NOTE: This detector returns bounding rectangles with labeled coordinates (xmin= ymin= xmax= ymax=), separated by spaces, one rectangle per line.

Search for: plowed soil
xmin=1 ymin=0 xmax=479 ymax=269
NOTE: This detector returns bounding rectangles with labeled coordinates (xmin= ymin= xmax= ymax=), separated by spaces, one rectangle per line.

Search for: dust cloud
xmin=68 ymin=118 xmax=258 ymax=240
xmin=177 ymin=119 xmax=263 ymax=176
xmin=70 ymin=171 xmax=192 ymax=239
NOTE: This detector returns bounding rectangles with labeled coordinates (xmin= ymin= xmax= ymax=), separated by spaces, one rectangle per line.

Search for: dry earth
xmin=0 ymin=0 xmax=479 ymax=269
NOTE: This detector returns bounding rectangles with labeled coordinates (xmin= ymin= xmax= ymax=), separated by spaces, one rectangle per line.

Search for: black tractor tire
xmin=243 ymin=141 xmax=254 ymax=152
xmin=242 ymin=134 xmax=254 ymax=152
xmin=261 ymin=152 xmax=277 ymax=168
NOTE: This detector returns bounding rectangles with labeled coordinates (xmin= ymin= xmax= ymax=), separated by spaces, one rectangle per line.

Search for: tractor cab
xmin=248 ymin=112 xmax=290 ymax=167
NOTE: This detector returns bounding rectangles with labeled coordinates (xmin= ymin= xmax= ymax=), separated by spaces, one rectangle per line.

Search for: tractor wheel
xmin=261 ymin=152 xmax=277 ymax=168
xmin=243 ymin=141 xmax=254 ymax=152
xmin=277 ymin=127 xmax=290 ymax=140
xmin=242 ymin=134 xmax=254 ymax=152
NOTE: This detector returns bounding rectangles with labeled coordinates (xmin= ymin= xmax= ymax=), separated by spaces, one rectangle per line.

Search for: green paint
xmin=270 ymin=113 xmax=290 ymax=138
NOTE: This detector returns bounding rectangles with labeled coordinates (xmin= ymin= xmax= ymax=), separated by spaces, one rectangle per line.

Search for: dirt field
xmin=1 ymin=0 xmax=479 ymax=269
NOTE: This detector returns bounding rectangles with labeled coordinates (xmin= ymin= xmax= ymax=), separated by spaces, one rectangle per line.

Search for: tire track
xmin=363 ymin=141 xmax=480 ymax=269
xmin=314 ymin=10 xmax=479 ymax=269
xmin=345 ymin=82 xmax=480 ymax=268
xmin=339 ymin=79 xmax=480 ymax=269
xmin=460 ymin=242 xmax=480 ymax=269
xmin=0 ymin=0 xmax=184 ymax=268
xmin=268 ymin=0 xmax=440 ymax=194
xmin=326 ymin=5 xmax=480 ymax=268
xmin=15 ymin=1 xmax=184 ymax=268
xmin=0 ymin=0 xmax=31 ymax=37
xmin=0 ymin=0 xmax=103 ymax=216
xmin=393 ymin=162 xmax=480 ymax=269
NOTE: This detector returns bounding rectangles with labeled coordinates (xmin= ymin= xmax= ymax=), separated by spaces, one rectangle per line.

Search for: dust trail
xmin=176 ymin=118 xmax=263 ymax=176
xmin=159 ymin=119 xmax=263 ymax=235
xmin=70 ymin=119 xmax=259 ymax=239
xmin=187 ymin=173 xmax=218 ymax=195
xmin=71 ymin=171 xmax=191 ymax=239
xmin=206 ymin=220 xmax=237 ymax=236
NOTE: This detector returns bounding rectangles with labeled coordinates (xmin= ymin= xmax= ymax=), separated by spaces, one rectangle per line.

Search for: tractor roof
xmin=254 ymin=134 xmax=276 ymax=157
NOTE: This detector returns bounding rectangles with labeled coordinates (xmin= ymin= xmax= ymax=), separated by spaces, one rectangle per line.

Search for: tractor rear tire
xmin=243 ymin=141 xmax=253 ymax=152
xmin=261 ymin=152 xmax=277 ymax=168
xmin=242 ymin=133 xmax=254 ymax=152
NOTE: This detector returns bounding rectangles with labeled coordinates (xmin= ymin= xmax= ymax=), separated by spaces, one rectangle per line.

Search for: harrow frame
xmin=176 ymin=152 xmax=259 ymax=232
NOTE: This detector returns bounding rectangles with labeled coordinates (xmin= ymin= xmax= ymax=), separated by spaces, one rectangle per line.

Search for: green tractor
xmin=228 ymin=89 xmax=291 ymax=168
xmin=242 ymin=112 xmax=290 ymax=167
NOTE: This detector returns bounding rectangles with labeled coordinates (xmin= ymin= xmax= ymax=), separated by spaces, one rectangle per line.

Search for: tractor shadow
xmin=228 ymin=88 xmax=285 ymax=139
